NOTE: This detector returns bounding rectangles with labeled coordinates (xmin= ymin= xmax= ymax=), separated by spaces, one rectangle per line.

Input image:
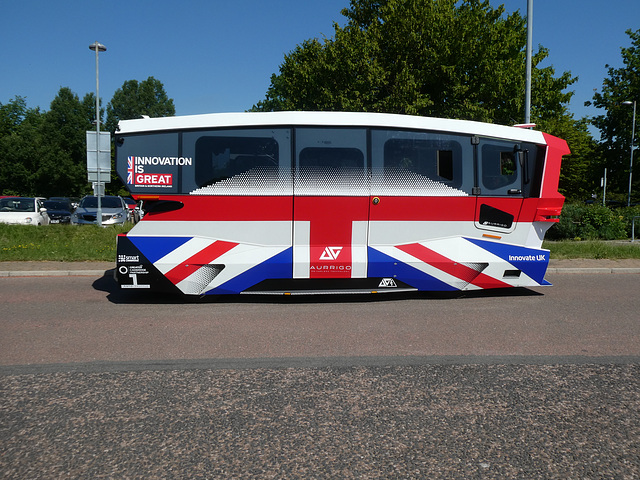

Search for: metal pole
xmin=525 ymin=0 xmax=533 ymax=124
xmin=628 ymin=100 xmax=636 ymax=207
xmin=90 ymin=42 xmax=106 ymax=225
xmin=95 ymin=44 xmax=102 ymax=225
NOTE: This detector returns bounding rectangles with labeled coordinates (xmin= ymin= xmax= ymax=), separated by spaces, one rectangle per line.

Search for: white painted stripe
xmin=293 ymin=221 xmax=310 ymax=278
xmin=368 ymin=220 xmax=541 ymax=249
xmin=129 ymin=220 xmax=292 ymax=246
xmin=351 ymin=221 xmax=368 ymax=278
xmin=176 ymin=244 xmax=289 ymax=294
xmin=155 ymin=237 xmax=215 ymax=275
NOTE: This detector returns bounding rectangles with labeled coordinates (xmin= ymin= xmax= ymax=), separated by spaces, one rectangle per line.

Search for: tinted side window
xmin=383 ymin=139 xmax=461 ymax=184
xmin=479 ymin=140 xmax=522 ymax=195
xmin=299 ymin=147 xmax=364 ymax=169
xmin=183 ymin=128 xmax=291 ymax=195
xmin=194 ymin=136 xmax=278 ymax=186
xmin=371 ymin=129 xmax=473 ymax=196
xmin=295 ymin=128 xmax=368 ymax=195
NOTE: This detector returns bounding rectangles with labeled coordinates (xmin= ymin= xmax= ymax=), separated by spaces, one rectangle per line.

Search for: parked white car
xmin=0 ymin=197 xmax=50 ymax=226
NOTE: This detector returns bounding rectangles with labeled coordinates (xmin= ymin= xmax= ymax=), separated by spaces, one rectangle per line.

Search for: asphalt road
xmin=1 ymin=271 xmax=640 ymax=478
xmin=1 ymin=272 xmax=639 ymax=366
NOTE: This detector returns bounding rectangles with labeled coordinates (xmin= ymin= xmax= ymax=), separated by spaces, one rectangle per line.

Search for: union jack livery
xmin=127 ymin=156 xmax=134 ymax=184
xmin=114 ymin=111 xmax=569 ymax=296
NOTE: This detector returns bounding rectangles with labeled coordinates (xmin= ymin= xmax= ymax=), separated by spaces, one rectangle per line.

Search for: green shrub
xmin=546 ymin=203 xmax=581 ymax=240
xmin=547 ymin=203 xmax=628 ymax=240
xmin=616 ymin=206 xmax=640 ymax=239
xmin=581 ymin=205 xmax=626 ymax=239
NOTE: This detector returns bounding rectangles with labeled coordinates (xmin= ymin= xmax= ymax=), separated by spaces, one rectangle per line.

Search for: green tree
xmin=38 ymin=88 xmax=94 ymax=197
xmin=105 ymin=76 xmax=175 ymax=134
xmin=253 ymin=0 xmax=593 ymax=199
xmin=588 ymin=28 xmax=640 ymax=202
xmin=254 ymin=0 xmax=576 ymax=126
xmin=1 ymin=78 xmax=175 ymax=197
xmin=0 ymin=97 xmax=45 ymax=196
xmin=539 ymin=115 xmax=599 ymax=200
xmin=0 ymin=90 xmax=95 ymax=197
xmin=0 ymin=96 xmax=31 ymax=137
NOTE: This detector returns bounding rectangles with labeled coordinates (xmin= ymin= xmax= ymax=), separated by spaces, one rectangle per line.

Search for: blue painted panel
xmin=367 ymin=247 xmax=459 ymax=291
xmin=206 ymin=248 xmax=293 ymax=295
xmin=465 ymin=238 xmax=549 ymax=284
xmin=128 ymin=236 xmax=192 ymax=264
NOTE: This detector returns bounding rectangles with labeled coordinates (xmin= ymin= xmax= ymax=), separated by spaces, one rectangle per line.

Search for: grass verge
xmin=0 ymin=224 xmax=133 ymax=262
xmin=1 ymin=224 xmax=639 ymax=262
xmin=543 ymin=240 xmax=640 ymax=259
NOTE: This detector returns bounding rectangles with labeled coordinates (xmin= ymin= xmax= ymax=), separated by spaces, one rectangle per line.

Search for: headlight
xmin=113 ymin=212 xmax=124 ymax=219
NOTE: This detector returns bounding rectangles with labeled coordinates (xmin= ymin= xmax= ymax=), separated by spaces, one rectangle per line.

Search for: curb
xmin=0 ymin=270 xmax=110 ymax=277
xmin=545 ymin=267 xmax=640 ymax=274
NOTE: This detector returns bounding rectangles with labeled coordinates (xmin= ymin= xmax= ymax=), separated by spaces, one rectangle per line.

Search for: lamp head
xmin=89 ymin=42 xmax=107 ymax=52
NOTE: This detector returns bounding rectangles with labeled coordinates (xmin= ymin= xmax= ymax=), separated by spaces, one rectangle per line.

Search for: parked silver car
xmin=71 ymin=195 xmax=129 ymax=226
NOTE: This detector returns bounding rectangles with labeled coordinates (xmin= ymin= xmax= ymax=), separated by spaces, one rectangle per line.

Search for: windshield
xmin=44 ymin=201 xmax=70 ymax=211
xmin=80 ymin=197 xmax=123 ymax=209
xmin=0 ymin=198 xmax=35 ymax=212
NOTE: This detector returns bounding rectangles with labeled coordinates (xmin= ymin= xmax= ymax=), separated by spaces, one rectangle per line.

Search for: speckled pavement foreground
xmin=2 ymin=363 xmax=639 ymax=479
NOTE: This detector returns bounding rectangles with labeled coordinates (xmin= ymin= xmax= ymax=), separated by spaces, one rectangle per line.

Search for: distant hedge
xmin=547 ymin=203 xmax=640 ymax=241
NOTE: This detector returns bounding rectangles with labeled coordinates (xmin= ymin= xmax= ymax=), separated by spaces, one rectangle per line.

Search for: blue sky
xmin=1 ymin=0 xmax=638 ymax=125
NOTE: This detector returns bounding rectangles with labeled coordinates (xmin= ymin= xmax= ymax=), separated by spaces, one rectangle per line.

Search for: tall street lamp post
xmin=525 ymin=0 xmax=533 ymax=125
xmin=89 ymin=41 xmax=106 ymax=225
xmin=623 ymin=100 xmax=637 ymax=207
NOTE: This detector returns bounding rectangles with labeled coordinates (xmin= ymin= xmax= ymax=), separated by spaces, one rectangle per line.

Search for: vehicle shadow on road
xmin=93 ymin=270 xmax=544 ymax=305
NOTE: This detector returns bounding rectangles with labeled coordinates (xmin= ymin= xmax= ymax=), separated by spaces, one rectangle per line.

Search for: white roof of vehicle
xmin=117 ymin=111 xmax=546 ymax=144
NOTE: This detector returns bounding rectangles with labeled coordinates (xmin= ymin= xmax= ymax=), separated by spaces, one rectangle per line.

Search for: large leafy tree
xmin=253 ymin=0 xmax=594 ymax=199
xmin=254 ymin=0 xmax=576 ymax=126
xmin=38 ymin=87 xmax=95 ymax=196
xmin=0 ymin=96 xmax=31 ymax=137
xmin=105 ymin=76 xmax=175 ymax=134
xmin=0 ymin=97 xmax=45 ymax=196
xmin=0 ymin=89 xmax=95 ymax=197
xmin=541 ymin=115 xmax=598 ymax=200
xmin=588 ymin=28 xmax=640 ymax=201
xmin=1 ymin=78 xmax=175 ymax=197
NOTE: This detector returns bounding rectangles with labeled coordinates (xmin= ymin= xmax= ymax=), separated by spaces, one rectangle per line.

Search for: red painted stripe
xmin=397 ymin=243 xmax=511 ymax=289
xmin=142 ymin=196 xmax=293 ymax=222
xmin=141 ymin=195 xmax=557 ymax=225
xmin=165 ymin=240 xmax=238 ymax=285
xmin=370 ymin=196 xmax=476 ymax=221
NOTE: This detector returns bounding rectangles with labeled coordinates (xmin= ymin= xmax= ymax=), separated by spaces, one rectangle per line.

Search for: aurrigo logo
xmin=320 ymin=246 xmax=343 ymax=260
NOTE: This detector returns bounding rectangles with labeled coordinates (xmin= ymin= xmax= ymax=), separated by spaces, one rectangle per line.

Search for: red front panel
xmin=294 ymin=196 xmax=370 ymax=279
